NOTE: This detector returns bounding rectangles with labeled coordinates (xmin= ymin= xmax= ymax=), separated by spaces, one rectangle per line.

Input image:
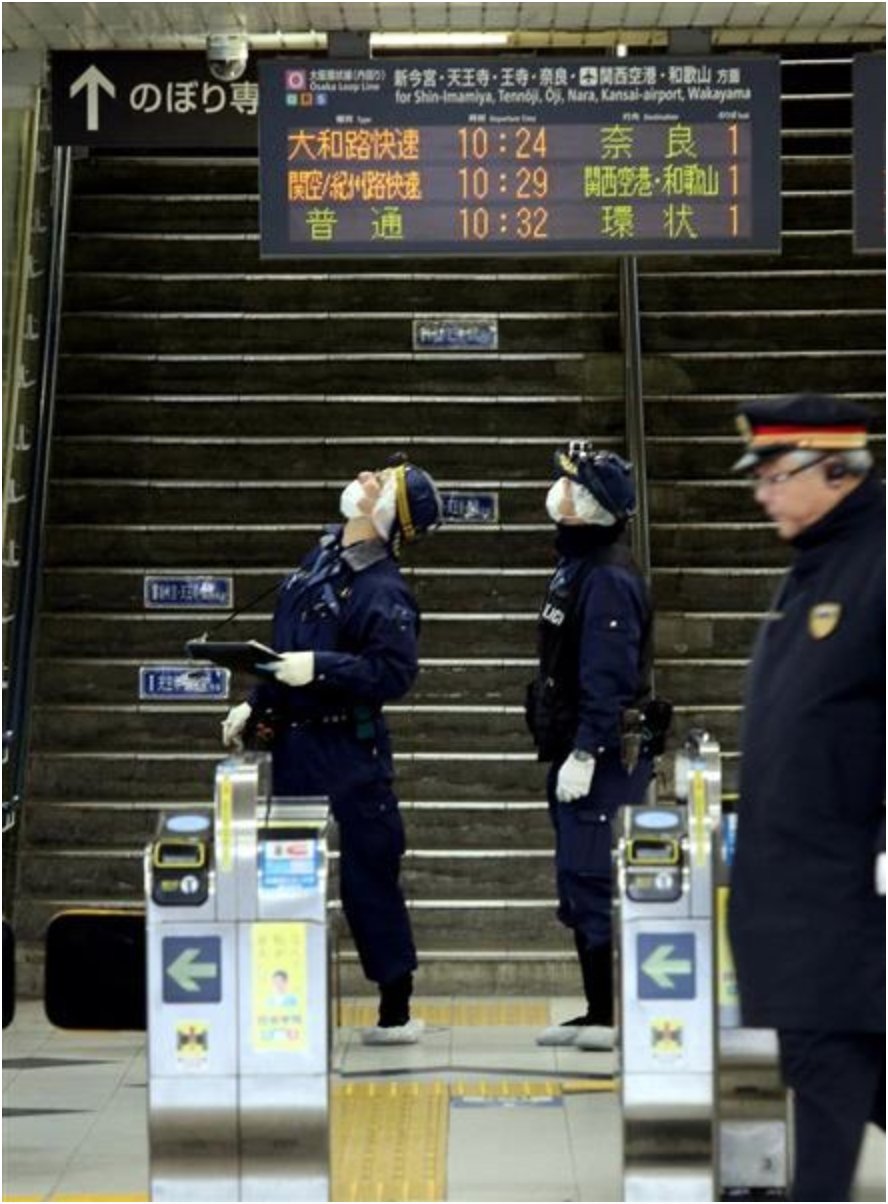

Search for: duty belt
xmin=288 ymin=712 xmax=352 ymax=730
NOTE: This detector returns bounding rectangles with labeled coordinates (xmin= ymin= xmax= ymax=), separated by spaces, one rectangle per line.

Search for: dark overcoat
xmin=728 ymin=474 xmax=886 ymax=1032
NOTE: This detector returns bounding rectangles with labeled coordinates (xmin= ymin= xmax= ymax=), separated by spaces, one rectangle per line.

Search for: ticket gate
xmin=616 ymin=731 xmax=788 ymax=1202
xmin=146 ymin=753 xmax=330 ymax=1203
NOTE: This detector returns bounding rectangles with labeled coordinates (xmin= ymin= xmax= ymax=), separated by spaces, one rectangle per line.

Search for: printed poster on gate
xmin=251 ymin=922 xmax=308 ymax=1053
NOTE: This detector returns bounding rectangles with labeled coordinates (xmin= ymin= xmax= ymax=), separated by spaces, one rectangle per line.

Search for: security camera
xmin=206 ymin=34 xmax=249 ymax=83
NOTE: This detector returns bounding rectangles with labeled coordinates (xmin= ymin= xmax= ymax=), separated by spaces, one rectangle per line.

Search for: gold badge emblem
xmin=808 ymin=602 xmax=841 ymax=640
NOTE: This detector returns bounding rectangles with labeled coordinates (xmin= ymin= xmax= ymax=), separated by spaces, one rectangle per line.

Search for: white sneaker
xmin=575 ymin=1025 xmax=616 ymax=1051
xmin=536 ymin=1023 xmax=581 ymax=1047
xmin=360 ymin=1018 xmax=425 ymax=1046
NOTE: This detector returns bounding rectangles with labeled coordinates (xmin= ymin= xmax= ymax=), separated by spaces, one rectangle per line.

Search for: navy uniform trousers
xmin=779 ymin=1030 xmax=886 ymax=1202
xmin=546 ymin=750 xmax=653 ymax=950
xmin=272 ymin=721 xmax=415 ymax=987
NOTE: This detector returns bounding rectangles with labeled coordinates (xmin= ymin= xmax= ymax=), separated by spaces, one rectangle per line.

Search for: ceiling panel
xmin=1 ymin=0 xmax=884 ymax=49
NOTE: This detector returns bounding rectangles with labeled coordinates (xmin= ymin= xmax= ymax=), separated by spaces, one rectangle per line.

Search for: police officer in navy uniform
xmin=728 ymin=394 xmax=886 ymax=1201
xmin=528 ymin=441 xmax=655 ymax=1050
xmin=222 ymin=457 xmax=443 ymax=1045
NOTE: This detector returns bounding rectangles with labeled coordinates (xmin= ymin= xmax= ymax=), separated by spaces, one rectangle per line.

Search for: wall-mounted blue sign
xmin=139 ymin=666 xmax=230 ymax=700
xmin=144 ymin=575 xmax=233 ymax=609
xmin=413 ymin=318 xmax=498 ymax=350
xmin=440 ymin=491 xmax=499 ymax=523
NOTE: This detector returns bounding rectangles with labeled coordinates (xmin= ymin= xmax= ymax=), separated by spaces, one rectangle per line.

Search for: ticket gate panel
xmin=240 ymin=1075 xmax=329 ymax=1203
xmin=149 ymin=1076 xmax=239 ymax=1203
xmin=146 ymin=921 xmax=237 ymax=1078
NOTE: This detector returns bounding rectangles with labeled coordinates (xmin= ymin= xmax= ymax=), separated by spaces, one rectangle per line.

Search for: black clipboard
xmin=185 ymin=639 xmax=281 ymax=676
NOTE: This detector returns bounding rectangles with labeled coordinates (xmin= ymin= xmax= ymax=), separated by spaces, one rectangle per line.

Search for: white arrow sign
xmin=69 ymin=64 xmax=116 ymax=132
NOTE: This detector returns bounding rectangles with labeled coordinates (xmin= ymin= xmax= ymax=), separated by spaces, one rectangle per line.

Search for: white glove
xmin=221 ymin=701 xmax=252 ymax=751
xmin=876 ymin=852 xmax=886 ymax=896
xmin=556 ymin=750 xmax=596 ymax=803
xmin=261 ymin=651 xmax=315 ymax=688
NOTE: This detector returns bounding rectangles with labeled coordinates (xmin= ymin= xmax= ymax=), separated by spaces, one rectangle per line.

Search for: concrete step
xmin=63 ymin=266 xmax=886 ymax=317
xmin=64 ymin=231 xmax=873 ymax=276
xmin=42 ymin=521 xmax=795 ymax=568
xmin=25 ymin=750 xmax=554 ymax=804
xmin=35 ymin=609 xmax=765 ymax=659
xmin=63 ymin=272 xmax=623 ymax=313
xmin=54 ymin=394 xmax=884 ymax=441
xmin=41 ymin=565 xmax=783 ymax=614
xmin=55 ymin=347 xmax=885 ymax=398
xmin=29 ymin=701 xmax=743 ymax=756
xmin=60 ymin=312 xmax=624 ymax=356
xmin=33 ymin=656 xmax=749 ymax=708
xmin=46 ymin=478 xmax=776 ymax=525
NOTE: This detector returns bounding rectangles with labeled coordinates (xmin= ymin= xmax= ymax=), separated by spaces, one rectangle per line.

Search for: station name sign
xmin=259 ymin=56 xmax=781 ymax=257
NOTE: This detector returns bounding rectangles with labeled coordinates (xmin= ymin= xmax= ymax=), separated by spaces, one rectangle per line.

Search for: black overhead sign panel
xmin=51 ymin=52 xmax=258 ymax=148
xmin=852 ymin=55 xmax=886 ymax=254
xmin=259 ymin=56 xmax=781 ymax=257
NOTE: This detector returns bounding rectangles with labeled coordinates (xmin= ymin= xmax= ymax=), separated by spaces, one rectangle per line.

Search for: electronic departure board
xmin=259 ymin=56 xmax=780 ymax=258
xmin=852 ymin=55 xmax=886 ymax=254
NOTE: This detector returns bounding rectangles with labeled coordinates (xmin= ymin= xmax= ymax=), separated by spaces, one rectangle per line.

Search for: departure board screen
xmin=259 ymin=56 xmax=781 ymax=257
xmin=852 ymin=55 xmax=886 ymax=254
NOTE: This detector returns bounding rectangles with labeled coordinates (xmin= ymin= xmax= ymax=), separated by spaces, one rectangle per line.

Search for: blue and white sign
xmin=139 ymin=666 xmax=230 ymax=700
xmin=637 ymin=933 xmax=696 ymax=1000
xmin=440 ymin=490 xmax=499 ymax=524
xmin=162 ymin=936 xmax=222 ymax=1004
xmin=144 ymin=575 xmax=233 ymax=609
xmin=413 ymin=318 xmax=498 ymax=350
xmin=259 ymin=839 xmax=320 ymax=893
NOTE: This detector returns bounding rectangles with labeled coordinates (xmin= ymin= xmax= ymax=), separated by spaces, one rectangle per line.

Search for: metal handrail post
xmin=619 ymin=255 xmax=650 ymax=580
xmin=4 ymin=145 xmax=73 ymax=825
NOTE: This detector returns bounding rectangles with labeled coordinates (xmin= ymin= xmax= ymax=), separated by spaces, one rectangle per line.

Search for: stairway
xmin=13 ymin=47 xmax=885 ymax=997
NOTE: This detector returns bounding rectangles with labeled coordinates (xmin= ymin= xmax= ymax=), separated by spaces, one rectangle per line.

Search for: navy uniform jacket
xmin=250 ymin=526 xmax=419 ymax=793
xmin=728 ymin=474 xmax=886 ymax=1032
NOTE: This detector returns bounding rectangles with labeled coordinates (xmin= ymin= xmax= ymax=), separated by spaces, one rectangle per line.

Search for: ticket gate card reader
xmin=146 ymin=754 xmax=330 ymax=1203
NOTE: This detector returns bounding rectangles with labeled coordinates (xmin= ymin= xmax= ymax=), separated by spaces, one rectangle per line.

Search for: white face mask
xmin=339 ymin=478 xmax=368 ymax=520
xmin=339 ymin=475 xmax=398 ymax=540
xmin=545 ymin=478 xmax=615 ymax=526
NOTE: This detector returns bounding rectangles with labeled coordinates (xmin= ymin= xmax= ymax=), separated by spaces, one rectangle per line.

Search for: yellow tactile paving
xmin=338 ymin=999 xmax=551 ymax=1028
xmin=331 ymin=1081 xmax=449 ymax=1203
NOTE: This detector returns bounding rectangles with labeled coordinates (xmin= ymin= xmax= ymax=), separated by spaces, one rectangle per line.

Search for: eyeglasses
xmin=749 ymin=456 xmax=828 ymax=489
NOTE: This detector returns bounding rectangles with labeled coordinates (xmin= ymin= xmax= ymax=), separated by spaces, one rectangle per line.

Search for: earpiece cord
xmin=193 ymin=578 xmax=282 ymax=641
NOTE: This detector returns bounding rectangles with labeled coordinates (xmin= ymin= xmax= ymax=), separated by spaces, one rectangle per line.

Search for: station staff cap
xmin=733 ymin=393 xmax=873 ymax=472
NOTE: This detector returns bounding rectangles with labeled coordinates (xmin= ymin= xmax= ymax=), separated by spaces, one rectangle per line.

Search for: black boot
xmin=361 ymin=972 xmax=424 ymax=1046
xmin=577 ymin=936 xmax=613 ymax=1026
xmin=378 ymin=971 xmax=413 ymax=1027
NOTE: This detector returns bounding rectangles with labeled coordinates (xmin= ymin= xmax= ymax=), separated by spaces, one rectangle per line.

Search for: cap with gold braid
xmin=733 ymin=393 xmax=873 ymax=472
xmin=384 ymin=453 xmax=443 ymax=551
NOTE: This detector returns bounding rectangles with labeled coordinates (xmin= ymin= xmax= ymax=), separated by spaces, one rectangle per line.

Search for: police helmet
xmin=553 ymin=440 xmax=636 ymax=522
xmin=386 ymin=454 xmax=443 ymax=546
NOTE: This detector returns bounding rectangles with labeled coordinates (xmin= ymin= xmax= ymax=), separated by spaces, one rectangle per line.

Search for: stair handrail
xmin=619 ymin=254 xmax=651 ymax=581
xmin=3 ymin=145 xmax=73 ymax=831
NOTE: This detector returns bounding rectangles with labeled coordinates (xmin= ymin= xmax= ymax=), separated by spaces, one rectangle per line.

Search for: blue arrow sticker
xmin=637 ymin=932 xmax=696 ymax=1000
xmin=162 ymin=936 xmax=222 ymax=1004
